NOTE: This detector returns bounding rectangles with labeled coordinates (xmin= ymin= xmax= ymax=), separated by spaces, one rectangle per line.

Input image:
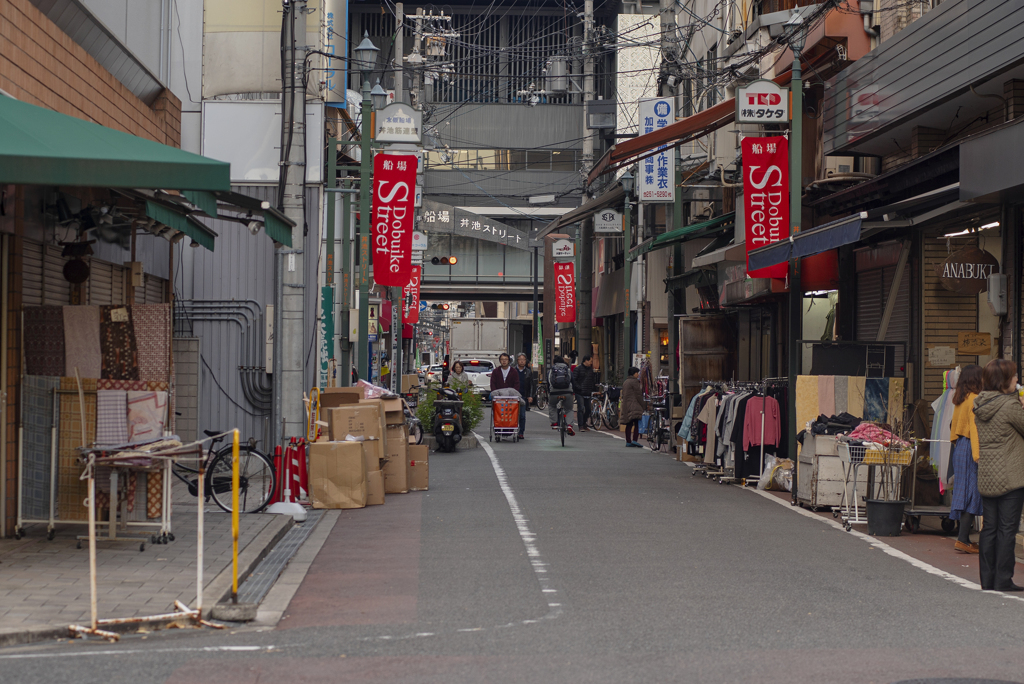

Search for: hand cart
xmin=902 ymin=438 xmax=955 ymax=534
xmin=489 ymin=397 xmax=520 ymax=442
xmin=836 ymin=442 xmax=913 ymax=531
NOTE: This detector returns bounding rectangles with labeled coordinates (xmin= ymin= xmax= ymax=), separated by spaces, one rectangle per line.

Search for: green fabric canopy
xmin=0 ymin=94 xmax=229 ymax=191
xmin=628 ymin=212 xmax=735 ymax=261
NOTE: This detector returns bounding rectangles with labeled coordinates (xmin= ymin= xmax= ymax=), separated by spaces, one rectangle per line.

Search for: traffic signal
xmin=431 ymin=256 xmax=458 ymax=265
xmin=430 ymin=303 xmax=450 ymax=310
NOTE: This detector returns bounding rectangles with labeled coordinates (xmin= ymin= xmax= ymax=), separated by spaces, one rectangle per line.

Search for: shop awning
xmin=628 ymin=212 xmax=735 ymax=261
xmin=691 ymin=237 xmax=747 ymax=267
xmin=537 ymin=185 xmax=625 ymax=238
xmin=747 ymin=213 xmax=865 ymax=272
xmin=594 ymin=268 xmax=625 ymax=317
xmin=0 ymin=93 xmax=230 ymax=191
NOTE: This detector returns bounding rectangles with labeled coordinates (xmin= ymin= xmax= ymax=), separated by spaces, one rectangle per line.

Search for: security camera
xmin=248 ymin=220 xmax=262 ymax=236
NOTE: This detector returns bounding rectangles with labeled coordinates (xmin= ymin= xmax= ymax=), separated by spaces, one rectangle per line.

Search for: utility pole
xmin=275 ymin=0 xmax=308 ymax=444
xmin=395 ymin=3 xmax=404 ymax=103
xmin=577 ymin=0 xmax=595 ymax=363
xmin=659 ymin=0 xmax=676 ymax=97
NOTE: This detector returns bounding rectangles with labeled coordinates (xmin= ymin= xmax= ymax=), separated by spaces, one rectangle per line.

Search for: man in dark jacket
xmin=515 ymin=353 xmax=535 ymax=438
xmin=490 ymin=353 xmax=520 ymax=394
xmin=573 ymin=355 xmax=597 ymax=431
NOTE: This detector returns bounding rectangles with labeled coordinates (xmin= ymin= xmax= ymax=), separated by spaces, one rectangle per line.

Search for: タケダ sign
xmin=372 ymin=154 xmax=417 ymax=286
xmin=743 ymin=136 xmax=789 ymax=279
xmin=554 ymin=262 xmax=576 ymax=322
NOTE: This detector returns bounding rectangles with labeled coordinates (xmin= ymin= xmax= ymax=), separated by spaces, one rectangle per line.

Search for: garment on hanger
xmin=818 ymin=376 xmax=836 ymax=416
xmin=742 ymin=395 xmax=781 ymax=451
xmin=834 ymin=375 xmax=849 ymax=414
xmin=696 ymin=395 xmax=718 ymax=464
xmin=930 ymin=367 xmax=959 ymax=494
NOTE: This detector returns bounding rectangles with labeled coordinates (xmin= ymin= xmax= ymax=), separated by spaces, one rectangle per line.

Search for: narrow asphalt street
xmin=4 ymin=411 xmax=1024 ymax=683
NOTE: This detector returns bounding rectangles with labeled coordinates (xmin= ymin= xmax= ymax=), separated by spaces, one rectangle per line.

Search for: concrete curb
xmin=0 ymin=513 xmax=294 ymax=649
xmin=423 ymin=434 xmax=479 ymax=451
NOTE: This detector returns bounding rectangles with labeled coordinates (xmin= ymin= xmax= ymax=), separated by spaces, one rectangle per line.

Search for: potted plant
xmin=865 ymin=403 xmax=915 ymax=537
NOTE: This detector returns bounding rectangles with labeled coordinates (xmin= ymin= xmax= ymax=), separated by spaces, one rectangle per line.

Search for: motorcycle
xmin=433 ymin=386 xmax=464 ymax=453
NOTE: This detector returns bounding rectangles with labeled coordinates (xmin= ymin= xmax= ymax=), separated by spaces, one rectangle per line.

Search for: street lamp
xmin=620 ymin=168 xmax=634 ymax=374
xmin=355 ymin=31 xmax=379 ymax=382
xmin=786 ymin=9 xmax=807 ymax=482
xmin=371 ymin=79 xmax=389 ymax=111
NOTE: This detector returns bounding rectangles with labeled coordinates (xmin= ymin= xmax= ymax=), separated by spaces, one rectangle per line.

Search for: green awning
xmin=0 ymin=94 xmax=229 ymax=190
xmin=628 ymin=212 xmax=735 ymax=261
xmin=145 ymin=201 xmax=217 ymax=251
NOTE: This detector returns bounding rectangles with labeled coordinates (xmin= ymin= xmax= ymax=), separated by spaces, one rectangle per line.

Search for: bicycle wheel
xmin=645 ymin=413 xmax=659 ymax=450
xmin=654 ymin=418 xmax=667 ymax=452
xmin=603 ymin=404 xmax=619 ymax=430
xmin=589 ymin=398 xmax=602 ymax=429
xmin=536 ymin=387 xmax=548 ymax=410
xmin=207 ymin=445 xmax=276 ymax=514
xmin=559 ymin=406 xmax=566 ymax=447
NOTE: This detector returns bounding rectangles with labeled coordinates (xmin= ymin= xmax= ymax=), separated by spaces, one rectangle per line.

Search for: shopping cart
xmin=489 ymin=397 xmax=520 ymax=443
xmin=837 ymin=442 xmax=913 ymax=531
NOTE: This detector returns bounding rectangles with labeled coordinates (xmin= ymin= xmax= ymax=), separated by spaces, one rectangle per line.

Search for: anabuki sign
xmin=937 ymin=246 xmax=999 ymax=295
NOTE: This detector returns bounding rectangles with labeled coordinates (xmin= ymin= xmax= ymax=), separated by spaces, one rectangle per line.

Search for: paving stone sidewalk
xmin=0 ymin=481 xmax=285 ymax=640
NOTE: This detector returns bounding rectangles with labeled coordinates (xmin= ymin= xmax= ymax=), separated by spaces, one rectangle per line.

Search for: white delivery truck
xmin=450 ymin=319 xmax=509 ymax=364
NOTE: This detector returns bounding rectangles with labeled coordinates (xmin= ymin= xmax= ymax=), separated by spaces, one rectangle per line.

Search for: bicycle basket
xmin=607 ymin=386 xmax=621 ymax=402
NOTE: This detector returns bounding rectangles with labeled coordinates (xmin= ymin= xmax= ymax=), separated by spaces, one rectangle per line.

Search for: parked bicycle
xmin=589 ymin=383 xmax=620 ymax=430
xmin=171 ymin=430 xmax=276 ymax=514
xmin=535 ymin=381 xmax=549 ymax=410
xmin=645 ymin=397 xmax=671 ymax=452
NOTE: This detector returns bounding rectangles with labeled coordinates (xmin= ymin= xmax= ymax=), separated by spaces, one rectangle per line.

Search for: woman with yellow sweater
xmin=949 ymin=364 xmax=984 ymax=554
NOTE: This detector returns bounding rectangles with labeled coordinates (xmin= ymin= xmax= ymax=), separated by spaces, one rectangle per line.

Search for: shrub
xmin=416 ymin=380 xmax=483 ymax=433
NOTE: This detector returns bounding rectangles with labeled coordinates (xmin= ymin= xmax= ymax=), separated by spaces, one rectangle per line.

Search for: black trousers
xmin=518 ymin=400 xmax=527 ymax=436
xmin=979 ymin=487 xmax=1024 ymax=590
xmin=575 ymin=393 xmax=591 ymax=427
xmin=626 ymin=419 xmax=640 ymax=443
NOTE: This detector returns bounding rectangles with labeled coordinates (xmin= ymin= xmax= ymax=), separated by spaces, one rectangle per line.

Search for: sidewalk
xmin=0 ymin=481 xmax=291 ymax=646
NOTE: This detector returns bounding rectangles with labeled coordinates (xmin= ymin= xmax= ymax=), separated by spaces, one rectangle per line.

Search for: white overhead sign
xmin=375 ymin=102 xmax=422 ymax=143
xmin=736 ymin=80 xmax=789 ymax=124
xmin=552 ymin=239 xmax=575 ymax=259
xmin=638 ymin=98 xmax=675 ymax=203
xmin=412 ymin=230 xmax=428 ymax=251
xmin=594 ymin=209 xmax=622 ymax=235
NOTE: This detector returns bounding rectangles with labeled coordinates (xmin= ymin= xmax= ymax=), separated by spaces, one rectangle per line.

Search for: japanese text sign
xmin=736 ymin=80 xmax=789 ymax=124
xmin=554 ymin=262 xmax=576 ymax=323
xmin=594 ymin=209 xmax=622 ymax=235
xmin=372 ymin=153 xmax=417 ymax=287
xmin=743 ymin=136 xmax=789 ymax=280
xmin=402 ymin=265 xmax=421 ymax=325
xmin=638 ymin=98 xmax=675 ymax=203
xmin=375 ymin=102 xmax=422 ymax=143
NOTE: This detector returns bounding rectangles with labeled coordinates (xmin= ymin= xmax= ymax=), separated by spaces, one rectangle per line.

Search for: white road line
xmin=0 ymin=645 xmax=280 ymax=660
xmin=475 ymin=433 xmax=564 ymax=621
xmin=746 ymin=487 xmax=1024 ymax=603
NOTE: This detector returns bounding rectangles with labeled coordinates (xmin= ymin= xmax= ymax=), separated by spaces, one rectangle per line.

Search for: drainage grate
xmin=236 ymin=509 xmax=326 ymax=605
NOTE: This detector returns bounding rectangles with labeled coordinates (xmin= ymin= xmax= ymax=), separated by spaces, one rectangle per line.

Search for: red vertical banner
xmin=402 ymin=265 xmax=421 ymax=325
xmin=554 ymin=262 xmax=576 ymax=322
xmin=743 ymin=136 xmax=789 ymax=279
xmin=372 ymin=153 xmax=417 ymax=286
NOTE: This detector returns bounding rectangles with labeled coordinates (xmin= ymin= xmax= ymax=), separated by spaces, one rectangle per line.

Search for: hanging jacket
xmin=973 ymin=391 xmax=1024 ymax=497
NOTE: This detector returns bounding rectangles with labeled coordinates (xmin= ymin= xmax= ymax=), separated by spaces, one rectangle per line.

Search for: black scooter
xmin=433 ymin=387 xmax=464 ymax=452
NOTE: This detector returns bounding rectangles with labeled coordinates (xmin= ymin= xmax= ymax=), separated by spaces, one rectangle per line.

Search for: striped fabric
xmin=96 ymin=390 xmax=128 ymax=445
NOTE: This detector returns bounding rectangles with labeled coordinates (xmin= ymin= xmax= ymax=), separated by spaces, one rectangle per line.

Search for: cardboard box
xmin=328 ymin=405 xmax=382 ymax=442
xmin=407 ymin=444 xmax=429 ymax=491
xmin=383 ymin=425 xmax=409 ymax=493
xmin=671 ymin=405 xmax=685 ymax=419
xmin=676 ymin=446 xmax=701 ymax=463
xmin=401 ymin=374 xmax=419 ymax=394
xmin=309 ymin=441 xmax=367 ymax=509
xmin=360 ymin=396 xmax=404 ymax=426
xmin=366 ymin=470 xmax=385 ymax=505
xmin=320 ymin=386 xmax=365 ymax=409
xmin=362 ymin=441 xmax=382 ymax=472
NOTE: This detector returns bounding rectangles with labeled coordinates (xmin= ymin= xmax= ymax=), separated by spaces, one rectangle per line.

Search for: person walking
xmin=490 ymin=353 xmax=520 ymax=394
xmin=515 ymin=353 xmax=535 ymax=439
xmin=620 ymin=366 xmax=646 ymax=447
xmin=949 ymin=364 xmax=983 ymax=554
xmin=547 ymin=355 xmax=575 ymax=436
xmin=573 ymin=355 xmax=597 ymax=431
xmin=972 ymin=359 xmax=1024 ymax=591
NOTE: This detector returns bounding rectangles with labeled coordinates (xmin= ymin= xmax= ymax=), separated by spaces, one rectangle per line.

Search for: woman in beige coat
xmin=973 ymin=359 xmax=1024 ymax=591
xmin=620 ymin=366 xmax=646 ymax=448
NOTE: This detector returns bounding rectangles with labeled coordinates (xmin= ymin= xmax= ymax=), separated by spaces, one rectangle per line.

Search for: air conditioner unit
xmin=825 ymin=156 xmax=855 ymax=177
xmin=988 ymin=273 xmax=1007 ymax=316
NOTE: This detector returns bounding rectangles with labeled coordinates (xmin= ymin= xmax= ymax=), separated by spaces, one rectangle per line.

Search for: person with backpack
xmin=547 ymin=355 xmax=575 ymax=436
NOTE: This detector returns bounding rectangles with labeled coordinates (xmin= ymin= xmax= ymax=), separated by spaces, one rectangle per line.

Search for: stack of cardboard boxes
xmin=309 ymin=387 xmax=429 ymax=509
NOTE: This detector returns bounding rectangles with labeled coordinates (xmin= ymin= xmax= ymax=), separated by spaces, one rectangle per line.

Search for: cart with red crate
xmin=489 ymin=397 xmax=520 ymax=442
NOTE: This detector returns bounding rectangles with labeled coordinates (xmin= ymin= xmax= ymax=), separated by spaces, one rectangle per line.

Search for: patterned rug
xmin=21 ymin=376 xmax=60 ymax=520
xmin=134 ymin=304 xmax=171 ymax=382
xmin=24 ymin=306 xmax=65 ymax=376
xmin=97 ymin=379 xmax=169 ymax=391
xmin=127 ymin=390 xmax=168 ymax=442
xmin=100 ymin=305 xmax=139 ymax=380
xmin=96 ymin=389 xmax=128 ymax=445
xmin=63 ymin=305 xmax=102 ymax=378
xmin=57 ymin=377 xmax=97 ymax=521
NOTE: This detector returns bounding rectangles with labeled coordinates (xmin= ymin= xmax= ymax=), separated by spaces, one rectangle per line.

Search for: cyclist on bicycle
xmin=547 ymin=355 xmax=576 ymax=436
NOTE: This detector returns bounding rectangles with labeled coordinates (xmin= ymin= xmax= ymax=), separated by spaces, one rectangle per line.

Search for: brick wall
xmin=0 ymin=0 xmax=181 ymax=146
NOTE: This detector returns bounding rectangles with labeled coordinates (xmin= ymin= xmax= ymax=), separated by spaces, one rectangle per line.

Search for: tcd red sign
xmin=743 ymin=136 xmax=789 ymax=280
xmin=554 ymin=262 xmax=576 ymax=323
xmin=402 ymin=265 xmax=421 ymax=325
xmin=372 ymin=154 xmax=417 ymax=286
